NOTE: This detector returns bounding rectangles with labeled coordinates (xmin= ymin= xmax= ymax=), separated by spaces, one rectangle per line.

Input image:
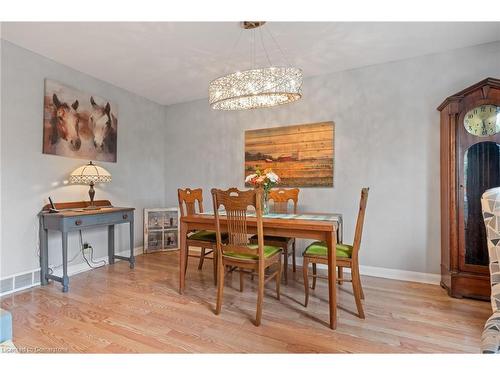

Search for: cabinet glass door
xmin=463 ymin=141 xmax=500 ymax=266
xmin=148 ymin=211 xmax=164 ymax=229
xmin=164 ymin=211 xmax=178 ymax=229
xmin=164 ymin=230 xmax=178 ymax=250
xmin=147 ymin=231 xmax=163 ymax=251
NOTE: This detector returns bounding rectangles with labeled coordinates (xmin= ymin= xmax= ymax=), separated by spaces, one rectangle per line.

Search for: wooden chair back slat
xmin=212 ymin=188 xmax=264 ymax=258
xmin=268 ymin=188 xmax=300 ymax=214
xmin=352 ymin=188 xmax=369 ymax=261
xmin=178 ymin=188 xmax=204 ymax=216
xmin=227 ymin=209 xmax=248 ymax=246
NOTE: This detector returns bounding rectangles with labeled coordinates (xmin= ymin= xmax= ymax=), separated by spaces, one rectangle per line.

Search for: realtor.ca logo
xmin=4 ymin=346 xmax=68 ymax=353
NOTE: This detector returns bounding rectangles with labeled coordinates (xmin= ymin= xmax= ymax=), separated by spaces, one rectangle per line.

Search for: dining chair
xmin=250 ymin=188 xmax=300 ymax=284
xmin=211 ymin=187 xmax=282 ymax=326
xmin=178 ymin=187 xmax=223 ymax=285
xmin=302 ymin=188 xmax=369 ymax=319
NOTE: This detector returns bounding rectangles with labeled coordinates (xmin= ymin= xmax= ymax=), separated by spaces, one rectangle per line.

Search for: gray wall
xmin=0 ymin=28 xmax=3 ymax=278
xmin=0 ymin=41 xmax=167 ymax=277
xmin=164 ymin=41 xmax=500 ymax=275
xmin=2 ymin=38 xmax=500 ymax=278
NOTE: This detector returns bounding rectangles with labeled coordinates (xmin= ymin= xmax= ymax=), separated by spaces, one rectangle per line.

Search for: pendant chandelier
xmin=209 ymin=21 xmax=303 ymax=111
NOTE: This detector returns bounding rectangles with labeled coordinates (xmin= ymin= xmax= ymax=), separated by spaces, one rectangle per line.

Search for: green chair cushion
xmin=225 ymin=244 xmax=281 ymax=260
xmin=303 ymin=241 xmax=353 ymax=258
xmin=188 ymin=230 xmax=218 ymax=242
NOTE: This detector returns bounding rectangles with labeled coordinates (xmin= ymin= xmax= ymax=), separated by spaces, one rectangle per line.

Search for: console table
xmin=38 ymin=200 xmax=135 ymax=292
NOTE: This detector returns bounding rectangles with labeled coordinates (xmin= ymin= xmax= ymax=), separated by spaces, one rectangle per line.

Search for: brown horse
xmin=50 ymin=93 xmax=82 ymax=151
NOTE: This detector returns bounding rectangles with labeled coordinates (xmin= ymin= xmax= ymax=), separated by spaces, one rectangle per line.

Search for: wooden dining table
xmin=178 ymin=212 xmax=343 ymax=329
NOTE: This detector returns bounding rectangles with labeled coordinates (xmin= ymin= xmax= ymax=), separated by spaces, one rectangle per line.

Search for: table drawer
xmin=62 ymin=211 xmax=133 ymax=231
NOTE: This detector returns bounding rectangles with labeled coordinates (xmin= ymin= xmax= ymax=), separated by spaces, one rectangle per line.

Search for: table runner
xmin=199 ymin=211 xmax=343 ymax=241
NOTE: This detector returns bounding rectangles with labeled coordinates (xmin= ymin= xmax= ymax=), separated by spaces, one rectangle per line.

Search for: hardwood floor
xmin=0 ymin=252 xmax=491 ymax=353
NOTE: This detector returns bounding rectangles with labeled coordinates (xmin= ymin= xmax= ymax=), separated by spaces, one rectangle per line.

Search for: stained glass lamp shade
xmin=69 ymin=161 xmax=111 ymax=210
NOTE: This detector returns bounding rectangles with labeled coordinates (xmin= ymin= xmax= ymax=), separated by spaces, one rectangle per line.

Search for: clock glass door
xmin=463 ymin=141 xmax=500 ymax=266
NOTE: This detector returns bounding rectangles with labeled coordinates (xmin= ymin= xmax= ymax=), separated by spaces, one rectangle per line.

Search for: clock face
xmin=464 ymin=104 xmax=500 ymax=137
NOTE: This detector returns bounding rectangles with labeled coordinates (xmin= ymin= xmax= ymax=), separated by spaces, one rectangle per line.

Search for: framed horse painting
xmin=42 ymin=79 xmax=118 ymax=162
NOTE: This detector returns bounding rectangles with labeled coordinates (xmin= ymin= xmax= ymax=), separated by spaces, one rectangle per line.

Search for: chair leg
xmin=356 ymin=266 xmax=365 ymax=299
xmin=276 ymin=256 xmax=282 ymax=300
xmin=312 ymin=263 xmax=317 ymax=290
xmin=198 ymin=248 xmax=206 ymax=270
xmin=212 ymin=250 xmax=217 ymax=286
xmin=351 ymin=264 xmax=365 ymax=319
xmin=239 ymin=268 xmax=244 ymax=292
xmin=303 ymin=257 xmax=309 ymax=307
xmin=292 ymin=240 xmax=296 ymax=272
xmin=338 ymin=266 xmax=343 ymax=285
xmin=184 ymin=246 xmax=189 ymax=274
xmin=283 ymin=246 xmax=289 ymax=285
xmin=255 ymin=267 xmax=265 ymax=326
xmin=215 ymin=259 xmax=225 ymax=315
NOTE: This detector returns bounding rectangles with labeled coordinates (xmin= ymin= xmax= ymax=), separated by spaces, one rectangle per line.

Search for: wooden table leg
xmin=179 ymin=221 xmax=188 ymax=294
xmin=327 ymin=229 xmax=337 ymax=329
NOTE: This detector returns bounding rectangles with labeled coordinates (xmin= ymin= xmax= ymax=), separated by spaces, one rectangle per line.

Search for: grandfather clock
xmin=439 ymin=77 xmax=500 ymax=300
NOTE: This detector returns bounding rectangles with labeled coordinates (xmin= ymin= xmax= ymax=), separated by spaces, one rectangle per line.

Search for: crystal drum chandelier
xmin=209 ymin=22 xmax=303 ymax=110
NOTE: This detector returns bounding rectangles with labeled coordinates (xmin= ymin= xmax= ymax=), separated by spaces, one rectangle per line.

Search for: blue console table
xmin=38 ymin=200 xmax=135 ymax=292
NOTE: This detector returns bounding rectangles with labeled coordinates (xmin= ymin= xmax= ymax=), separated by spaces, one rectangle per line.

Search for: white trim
xmin=0 ymin=282 xmax=42 ymax=297
xmin=188 ymin=246 xmax=440 ymax=285
xmin=0 ymin=247 xmax=143 ymax=297
xmin=0 ymin=267 xmax=41 ymax=279
xmin=1 ymin=247 xmax=441 ymax=297
xmin=295 ymin=258 xmax=441 ymax=285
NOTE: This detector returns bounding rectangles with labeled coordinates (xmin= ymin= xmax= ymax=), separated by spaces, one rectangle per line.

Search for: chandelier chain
xmin=208 ymin=22 xmax=302 ymax=110
xmin=226 ymin=28 xmax=243 ymax=73
xmin=252 ymin=29 xmax=256 ymax=70
xmin=259 ymin=27 xmax=272 ymax=67
xmin=265 ymin=26 xmax=291 ymax=67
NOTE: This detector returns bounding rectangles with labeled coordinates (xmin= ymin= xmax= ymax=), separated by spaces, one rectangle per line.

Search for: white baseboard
xmin=0 ymin=281 xmax=41 ymax=297
xmin=294 ymin=258 xmax=440 ymax=285
xmin=188 ymin=246 xmax=440 ymax=285
xmin=0 ymin=247 xmax=143 ymax=297
xmin=1 ymin=247 xmax=440 ymax=298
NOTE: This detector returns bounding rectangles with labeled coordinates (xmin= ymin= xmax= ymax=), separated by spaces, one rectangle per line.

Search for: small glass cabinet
xmin=143 ymin=207 xmax=179 ymax=253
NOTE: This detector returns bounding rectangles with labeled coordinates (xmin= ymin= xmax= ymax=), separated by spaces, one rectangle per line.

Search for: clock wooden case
xmin=438 ymin=77 xmax=500 ymax=300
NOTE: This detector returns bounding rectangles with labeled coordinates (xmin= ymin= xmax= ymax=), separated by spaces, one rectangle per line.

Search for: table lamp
xmin=69 ymin=161 xmax=111 ymax=210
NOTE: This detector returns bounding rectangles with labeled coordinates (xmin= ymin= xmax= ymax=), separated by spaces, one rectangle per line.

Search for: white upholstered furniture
xmin=480 ymin=187 xmax=500 ymax=354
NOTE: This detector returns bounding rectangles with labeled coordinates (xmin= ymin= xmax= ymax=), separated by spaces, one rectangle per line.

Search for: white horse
xmin=89 ymin=96 xmax=117 ymax=155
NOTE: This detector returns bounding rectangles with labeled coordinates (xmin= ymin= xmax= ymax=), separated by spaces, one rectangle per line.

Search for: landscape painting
xmin=245 ymin=122 xmax=334 ymax=187
xmin=43 ymin=79 xmax=118 ymax=162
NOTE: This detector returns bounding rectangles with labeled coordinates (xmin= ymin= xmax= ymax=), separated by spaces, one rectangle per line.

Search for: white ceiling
xmin=2 ymin=22 xmax=500 ymax=106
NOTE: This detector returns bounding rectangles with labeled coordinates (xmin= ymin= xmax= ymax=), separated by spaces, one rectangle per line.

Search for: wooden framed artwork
xmin=43 ymin=79 xmax=118 ymax=162
xmin=245 ymin=122 xmax=334 ymax=187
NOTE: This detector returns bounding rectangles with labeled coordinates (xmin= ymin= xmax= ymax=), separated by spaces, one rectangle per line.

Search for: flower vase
xmin=262 ymin=189 xmax=270 ymax=215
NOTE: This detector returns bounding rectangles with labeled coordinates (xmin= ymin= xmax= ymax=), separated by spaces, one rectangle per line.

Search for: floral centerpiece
xmin=245 ymin=168 xmax=280 ymax=214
